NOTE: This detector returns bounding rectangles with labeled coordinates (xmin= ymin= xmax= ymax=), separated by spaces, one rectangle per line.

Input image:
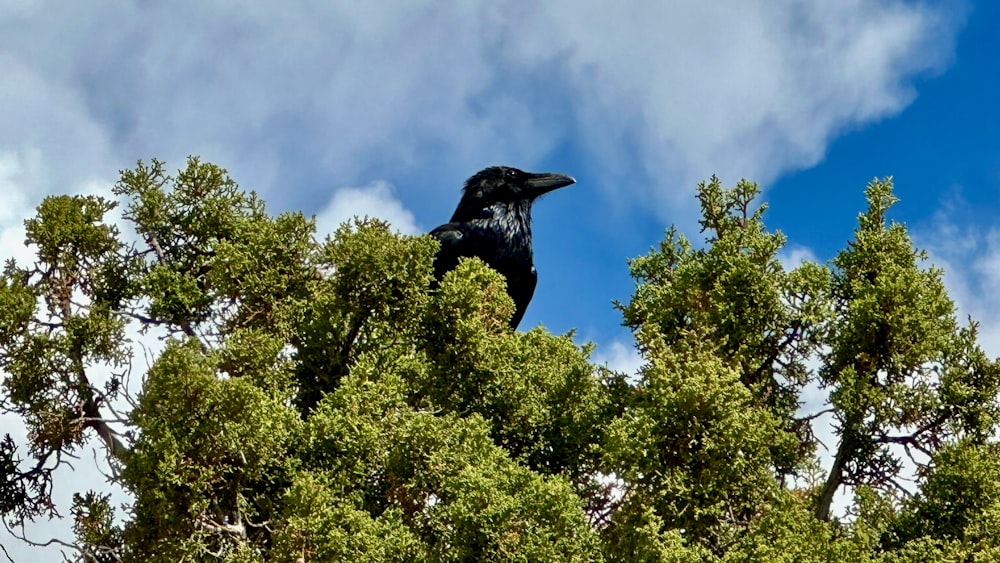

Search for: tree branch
xmin=143 ymin=233 xmax=210 ymax=353
xmin=796 ymin=408 xmax=835 ymax=423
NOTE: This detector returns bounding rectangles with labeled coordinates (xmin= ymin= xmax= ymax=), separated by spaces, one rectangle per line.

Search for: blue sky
xmin=772 ymin=0 xmax=997 ymax=253
xmin=768 ymin=1 xmax=1000 ymax=353
xmin=1 ymin=0 xmax=997 ymax=558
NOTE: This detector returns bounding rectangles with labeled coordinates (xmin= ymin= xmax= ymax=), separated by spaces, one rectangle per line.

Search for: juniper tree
xmin=612 ymin=176 xmax=1000 ymax=559
xmin=0 ymin=159 xmax=611 ymax=562
xmin=1 ymin=161 xmax=998 ymax=562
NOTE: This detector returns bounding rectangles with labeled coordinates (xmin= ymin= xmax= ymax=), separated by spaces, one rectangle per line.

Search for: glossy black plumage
xmin=430 ymin=166 xmax=574 ymax=329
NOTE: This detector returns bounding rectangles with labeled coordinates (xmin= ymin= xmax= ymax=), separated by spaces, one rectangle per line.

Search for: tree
xmin=814 ymin=179 xmax=1000 ymax=522
xmin=0 ymin=159 xmax=998 ymax=561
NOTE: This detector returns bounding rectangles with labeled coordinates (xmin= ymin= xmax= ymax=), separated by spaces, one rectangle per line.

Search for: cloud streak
xmin=916 ymin=205 xmax=1000 ymax=358
xmin=314 ymin=181 xmax=420 ymax=236
xmin=0 ymin=1 xmax=962 ymax=217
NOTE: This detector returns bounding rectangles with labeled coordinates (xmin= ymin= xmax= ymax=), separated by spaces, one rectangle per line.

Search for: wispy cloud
xmin=488 ymin=2 xmax=961 ymax=213
xmin=314 ymin=181 xmax=420 ymax=237
xmin=0 ymin=2 xmax=962 ymax=218
xmin=592 ymin=339 xmax=644 ymax=378
xmin=916 ymin=200 xmax=1000 ymax=357
xmin=778 ymin=245 xmax=821 ymax=270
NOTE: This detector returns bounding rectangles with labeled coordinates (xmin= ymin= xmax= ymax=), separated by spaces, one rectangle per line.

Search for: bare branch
xmin=796 ymin=408 xmax=835 ymax=423
xmin=196 ymin=516 xmax=247 ymax=538
xmin=0 ymin=542 xmax=13 ymax=563
xmin=3 ymin=520 xmax=82 ymax=558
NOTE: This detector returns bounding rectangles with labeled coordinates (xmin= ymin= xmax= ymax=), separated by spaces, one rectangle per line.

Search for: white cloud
xmin=0 ymin=150 xmax=136 ymax=562
xmin=592 ymin=339 xmax=644 ymax=377
xmin=314 ymin=181 xmax=420 ymax=237
xmin=507 ymin=1 xmax=958 ymax=207
xmin=0 ymin=152 xmax=40 ymax=269
xmin=778 ymin=245 xmax=820 ymax=270
xmin=916 ymin=209 xmax=1000 ymax=358
xmin=0 ymin=1 xmax=961 ymax=218
xmin=0 ymin=0 xmax=40 ymax=18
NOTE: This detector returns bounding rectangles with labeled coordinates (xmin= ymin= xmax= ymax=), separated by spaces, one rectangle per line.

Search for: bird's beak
xmin=524 ymin=172 xmax=576 ymax=198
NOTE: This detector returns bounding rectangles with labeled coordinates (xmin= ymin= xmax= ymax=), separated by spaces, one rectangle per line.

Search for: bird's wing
xmin=429 ymin=222 xmax=472 ymax=281
xmin=430 ymin=221 xmax=536 ymax=329
xmin=505 ymin=265 xmax=537 ymax=329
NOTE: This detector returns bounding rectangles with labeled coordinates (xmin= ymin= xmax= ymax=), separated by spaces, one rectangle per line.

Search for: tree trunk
xmin=814 ymin=441 xmax=848 ymax=521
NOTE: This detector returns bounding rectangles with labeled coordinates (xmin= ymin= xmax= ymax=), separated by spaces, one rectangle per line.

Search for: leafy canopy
xmin=0 ymin=160 xmax=998 ymax=562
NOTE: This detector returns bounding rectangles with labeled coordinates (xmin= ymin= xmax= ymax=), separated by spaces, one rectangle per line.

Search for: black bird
xmin=430 ymin=165 xmax=575 ymax=329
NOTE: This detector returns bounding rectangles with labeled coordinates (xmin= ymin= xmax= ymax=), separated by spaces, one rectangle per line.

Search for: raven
xmin=430 ymin=166 xmax=575 ymax=329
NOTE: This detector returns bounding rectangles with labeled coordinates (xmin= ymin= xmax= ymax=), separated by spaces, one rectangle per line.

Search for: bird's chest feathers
xmin=467 ymin=202 xmax=534 ymax=267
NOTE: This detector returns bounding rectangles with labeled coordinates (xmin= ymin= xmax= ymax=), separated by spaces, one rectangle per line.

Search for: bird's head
xmin=451 ymin=166 xmax=575 ymax=222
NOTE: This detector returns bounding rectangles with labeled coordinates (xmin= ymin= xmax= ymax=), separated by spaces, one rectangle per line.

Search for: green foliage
xmin=419 ymin=263 xmax=614 ymax=483
xmin=887 ymin=440 xmax=1000 ymax=556
xmin=71 ymin=492 xmax=124 ymax=563
xmin=123 ymin=339 xmax=301 ymax=560
xmin=290 ymin=352 xmax=603 ymax=561
xmin=621 ymin=177 xmax=832 ymax=477
xmin=293 ymin=216 xmax=438 ymax=410
xmin=720 ymin=495 xmax=873 ymax=563
xmin=815 ymin=178 xmax=1000 ymax=521
xmin=270 ymin=471 xmax=419 ymax=562
xmin=604 ymin=332 xmax=792 ymax=554
xmin=0 ymin=160 xmax=998 ymax=562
